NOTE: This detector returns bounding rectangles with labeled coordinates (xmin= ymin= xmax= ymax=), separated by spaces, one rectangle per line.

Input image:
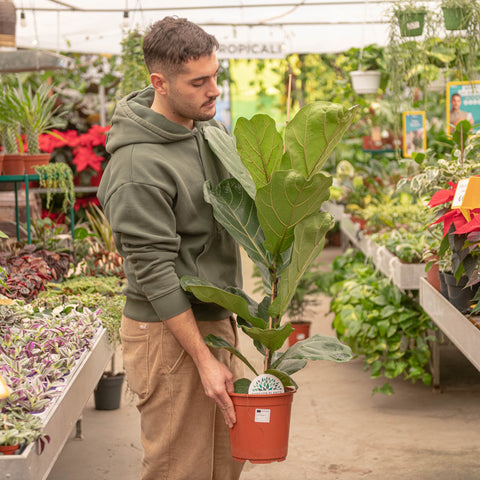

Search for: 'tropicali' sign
xmin=217 ymin=42 xmax=286 ymax=59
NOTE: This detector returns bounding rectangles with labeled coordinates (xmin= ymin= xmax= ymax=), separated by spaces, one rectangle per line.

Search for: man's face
xmin=163 ymin=53 xmax=220 ymax=128
xmin=451 ymin=95 xmax=461 ymax=111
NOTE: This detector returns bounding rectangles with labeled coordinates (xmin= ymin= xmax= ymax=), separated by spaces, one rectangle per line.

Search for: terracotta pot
xmin=24 ymin=153 xmax=50 ymax=175
xmin=424 ymin=255 xmax=441 ymax=293
xmin=0 ymin=154 xmax=4 ymax=175
xmin=2 ymin=154 xmax=25 ymax=175
xmin=288 ymin=321 xmax=311 ymax=346
xmin=0 ymin=444 xmax=19 ymax=455
xmin=229 ymin=389 xmax=295 ymax=464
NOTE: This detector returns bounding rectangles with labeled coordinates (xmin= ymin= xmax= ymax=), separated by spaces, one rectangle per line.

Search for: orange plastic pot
xmin=229 ymin=389 xmax=295 ymax=464
xmin=0 ymin=444 xmax=19 ymax=455
xmin=288 ymin=321 xmax=311 ymax=346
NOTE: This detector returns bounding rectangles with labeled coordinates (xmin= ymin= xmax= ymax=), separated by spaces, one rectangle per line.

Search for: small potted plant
xmin=0 ymin=409 xmax=48 ymax=455
xmin=441 ymin=0 xmax=476 ymax=31
xmin=0 ymin=81 xmax=66 ymax=175
xmin=392 ymin=1 xmax=428 ymax=37
xmin=349 ymin=44 xmax=385 ymax=94
xmin=181 ymin=101 xmax=357 ymax=463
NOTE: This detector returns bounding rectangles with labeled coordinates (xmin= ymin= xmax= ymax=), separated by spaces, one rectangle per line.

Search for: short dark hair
xmin=451 ymin=93 xmax=461 ymax=100
xmin=143 ymin=17 xmax=219 ymax=76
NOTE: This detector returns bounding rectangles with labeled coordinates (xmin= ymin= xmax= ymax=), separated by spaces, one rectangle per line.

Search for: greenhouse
xmin=1 ymin=0 xmax=480 ymax=479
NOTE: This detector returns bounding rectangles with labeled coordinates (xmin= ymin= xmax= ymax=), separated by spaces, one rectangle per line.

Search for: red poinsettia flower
xmin=454 ymin=212 xmax=480 ymax=235
xmin=427 ymin=181 xmax=457 ymax=208
xmin=72 ymin=146 xmax=104 ymax=172
xmin=74 ymin=196 xmax=100 ymax=211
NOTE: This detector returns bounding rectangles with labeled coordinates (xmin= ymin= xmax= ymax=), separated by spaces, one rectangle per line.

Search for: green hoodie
xmin=97 ymin=86 xmax=242 ymax=322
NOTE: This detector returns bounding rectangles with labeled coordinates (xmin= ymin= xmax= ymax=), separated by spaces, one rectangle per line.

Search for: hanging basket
xmin=229 ymin=389 xmax=295 ymax=464
xmin=395 ymin=10 xmax=426 ymax=37
xmin=350 ymin=70 xmax=381 ymax=94
xmin=0 ymin=0 xmax=16 ymax=48
xmin=442 ymin=6 xmax=469 ymax=31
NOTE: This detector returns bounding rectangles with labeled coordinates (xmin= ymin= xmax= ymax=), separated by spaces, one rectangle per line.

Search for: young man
xmin=97 ymin=17 xmax=244 ymax=480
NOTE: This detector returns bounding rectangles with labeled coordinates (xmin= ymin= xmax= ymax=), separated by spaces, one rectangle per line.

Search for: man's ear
xmin=151 ymin=73 xmax=168 ymax=95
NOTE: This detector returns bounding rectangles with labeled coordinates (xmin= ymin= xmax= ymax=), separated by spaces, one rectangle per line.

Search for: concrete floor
xmin=47 ymin=247 xmax=480 ymax=480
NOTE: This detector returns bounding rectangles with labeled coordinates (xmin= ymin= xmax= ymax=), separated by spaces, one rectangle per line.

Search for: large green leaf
xmin=204 ymin=179 xmax=270 ymax=273
xmin=205 ymin=334 xmax=258 ymax=376
xmin=255 ymin=170 xmax=332 ymax=255
xmin=284 ymin=102 xmax=359 ymax=179
xmin=269 ymin=212 xmax=334 ymax=319
xmin=272 ymin=334 xmax=353 ymax=370
xmin=235 ymin=114 xmax=283 ymax=189
xmin=180 ymin=276 xmax=267 ymax=329
xmin=203 ymin=126 xmax=256 ymax=198
xmin=270 ymin=356 xmax=307 ymax=375
xmin=240 ymin=323 xmax=294 ymax=352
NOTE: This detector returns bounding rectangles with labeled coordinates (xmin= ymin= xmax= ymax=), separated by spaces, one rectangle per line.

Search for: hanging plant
xmin=35 ymin=162 xmax=75 ymax=213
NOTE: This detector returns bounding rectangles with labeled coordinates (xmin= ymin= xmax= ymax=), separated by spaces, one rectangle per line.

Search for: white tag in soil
xmin=248 ymin=374 xmax=284 ymax=395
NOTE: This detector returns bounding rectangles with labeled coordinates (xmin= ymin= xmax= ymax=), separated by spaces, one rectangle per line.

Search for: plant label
xmin=255 ymin=409 xmax=271 ymax=423
xmin=452 ymin=177 xmax=480 ymax=221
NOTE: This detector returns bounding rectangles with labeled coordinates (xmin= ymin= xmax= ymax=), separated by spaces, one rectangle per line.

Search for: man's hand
xmin=196 ymin=353 xmax=236 ymax=428
xmin=164 ymin=310 xmax=237 ymax=428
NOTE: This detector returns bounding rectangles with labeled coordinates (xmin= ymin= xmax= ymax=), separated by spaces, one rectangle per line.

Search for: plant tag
xmin=255 ymin=408 xmax=271 ymax=423
xmin=248 ymin=374 xmax=284 ymax=395
xmin=452 ymin=178 xmax=469 ymax=208
xmin=452 ymin=177 xmax=480 ymax=221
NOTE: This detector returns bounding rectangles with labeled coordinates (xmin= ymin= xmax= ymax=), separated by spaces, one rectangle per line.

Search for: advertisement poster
xmin=446 ymin=81 xmax=480 ymax=135
xmin=402 ymin=111 xmax=426 ymax=158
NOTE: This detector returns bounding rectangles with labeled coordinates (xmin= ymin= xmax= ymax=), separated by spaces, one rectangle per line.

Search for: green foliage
xmin=118 ymin=29 xmax=150 ymax=98
xmin=323 ymin=249 xmax=436 ymax=395
xmin=35 ymin=163 xmax=75 ymax=213
xmin=181 ymin=102 xmax=358 ymax=391
xmin=0 ymin=82 xmax=66 ymax=155
xmin=35 ymin=276 xmax=125 ymax=346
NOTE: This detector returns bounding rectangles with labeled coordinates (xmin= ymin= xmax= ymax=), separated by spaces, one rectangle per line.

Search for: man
xmin=97 ymin=17 xmax=243 ymax=480
xmin=449 ymin=92 xmax=474 ymax=133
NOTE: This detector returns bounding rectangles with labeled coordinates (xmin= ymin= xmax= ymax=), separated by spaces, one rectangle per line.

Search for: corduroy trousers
xmin=120 ymin=315 xmax=244 ymax=480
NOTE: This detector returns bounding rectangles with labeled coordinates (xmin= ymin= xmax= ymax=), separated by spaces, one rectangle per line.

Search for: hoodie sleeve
xmin=105 ymin=181 xmax=191 ymax=320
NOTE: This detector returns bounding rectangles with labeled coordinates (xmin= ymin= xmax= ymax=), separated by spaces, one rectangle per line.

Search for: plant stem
xmin=264 ymin=268 xmax=279 ymax=372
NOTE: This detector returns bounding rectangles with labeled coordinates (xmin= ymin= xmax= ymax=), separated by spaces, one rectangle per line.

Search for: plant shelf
xmin=420 ymin=277 xmax=480 ymax=374
xmin=0 ymin=327 xmax=114 ymax=480
xmin=340 ymin=216 xmax=426 ymax=290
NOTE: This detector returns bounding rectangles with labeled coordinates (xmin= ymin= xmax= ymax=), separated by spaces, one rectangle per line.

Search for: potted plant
xmin=441 ymin=0 xmax=476 ymax=31
xmin=349 ymin=44 xmax=385 ymax=94
xmin=392 ymin=1 xmax=429 ymax=37
xmin=180 ymin=101 xmax=357 ymax=463
xmin=0 ymin=82 xmax=66 ymax=175
xmin=0 ymin=409 xmax=48 ymax=455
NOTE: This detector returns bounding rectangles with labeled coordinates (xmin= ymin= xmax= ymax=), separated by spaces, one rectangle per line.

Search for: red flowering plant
xmin=428 ymin=179 xmax=480 ymax=289
xmin=38 ymin=125 xmax=110 ymax=216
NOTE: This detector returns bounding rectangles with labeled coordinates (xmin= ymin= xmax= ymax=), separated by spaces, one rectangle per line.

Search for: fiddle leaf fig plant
xmin=181 ymin=102 xmax=358 ymax=393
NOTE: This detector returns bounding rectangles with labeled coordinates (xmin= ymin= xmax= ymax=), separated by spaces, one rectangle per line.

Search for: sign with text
xmin=217 ymin=42 xmax=286 ymax=59
xmin=402 ymin=111 xmax=426 ymax=158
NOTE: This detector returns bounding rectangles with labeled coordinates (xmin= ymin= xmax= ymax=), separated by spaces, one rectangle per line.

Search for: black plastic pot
xmin=438 ymin=271 xmax=449 ymax=299
xmin=94 ymin=372 xmax=125 ymax=410
xmin=443 ymin=273 xmax=478 ymax=313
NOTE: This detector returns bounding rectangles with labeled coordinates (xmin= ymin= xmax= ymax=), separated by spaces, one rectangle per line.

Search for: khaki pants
xmin=120 ymin=316 xmax=244 ymax=480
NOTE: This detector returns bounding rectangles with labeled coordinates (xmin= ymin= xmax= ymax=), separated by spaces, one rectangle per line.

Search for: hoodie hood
xmin=106 ymin=85 xmax=197 ymax=155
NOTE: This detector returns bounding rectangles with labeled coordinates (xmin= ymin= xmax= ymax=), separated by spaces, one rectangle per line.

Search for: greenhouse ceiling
xmin=11 ymin=0 xmax=443 ymax=56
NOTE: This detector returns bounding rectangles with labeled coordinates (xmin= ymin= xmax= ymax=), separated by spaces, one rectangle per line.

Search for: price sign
xmin=452 ymin=179 xmax=469 ymax=208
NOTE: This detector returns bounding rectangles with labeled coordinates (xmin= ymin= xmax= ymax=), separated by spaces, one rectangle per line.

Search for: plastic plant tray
xmin=0 ymin=328 xmax=113 ymax=480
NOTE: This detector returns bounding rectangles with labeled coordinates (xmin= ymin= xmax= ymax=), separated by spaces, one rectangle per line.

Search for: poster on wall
xmin=446 ymin=81 xmax=480 ymax=135
xmin=402 ymin=111 xmax=427 ymax=158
